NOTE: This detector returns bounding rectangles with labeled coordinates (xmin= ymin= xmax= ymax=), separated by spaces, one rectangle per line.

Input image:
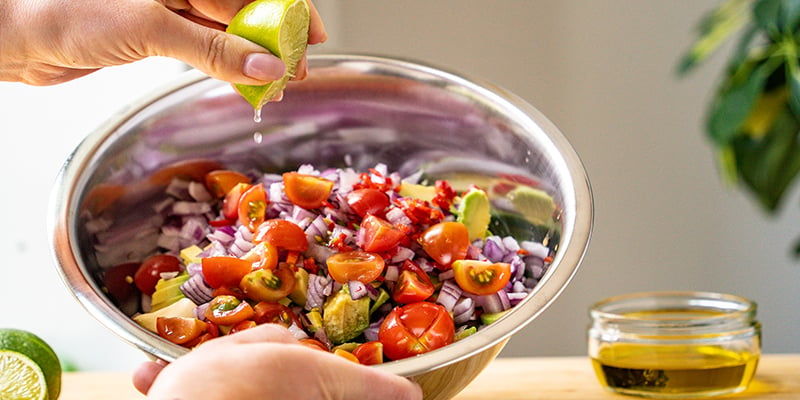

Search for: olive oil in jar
xmin=588 ymin=292 xmax=761 ymax=398
xmin=591 ymin=344 xmax=759 ymax=397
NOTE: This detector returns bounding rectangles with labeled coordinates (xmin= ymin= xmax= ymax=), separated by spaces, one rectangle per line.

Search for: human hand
xmin=0 ymin=0 xmax=326 ymax=86
xmin=132 ymin=324 xmax=423 ymax=400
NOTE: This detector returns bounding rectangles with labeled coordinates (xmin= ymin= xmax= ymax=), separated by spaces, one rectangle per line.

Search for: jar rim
xmin=589 ymin=291 xmax=757 ymax=325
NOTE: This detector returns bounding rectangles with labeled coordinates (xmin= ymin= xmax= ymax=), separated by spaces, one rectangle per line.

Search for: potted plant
xmin=679 ymin=0 xmax=800 ymax=254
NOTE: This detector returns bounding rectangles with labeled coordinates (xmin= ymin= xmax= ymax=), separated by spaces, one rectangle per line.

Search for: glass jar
xmin=588 ymin=291 xmax=761 ymax=398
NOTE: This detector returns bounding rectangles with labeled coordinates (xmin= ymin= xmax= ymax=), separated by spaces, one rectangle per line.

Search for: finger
xmin=293 ymin=53 xmax=308 ymax=80
xmin=147 ymin=7 xmax=286 ymax=85
xmin=131 ymin=359 xmax=167 ymax=395
xmin=307 ymin=0 xmax=328 ymax=44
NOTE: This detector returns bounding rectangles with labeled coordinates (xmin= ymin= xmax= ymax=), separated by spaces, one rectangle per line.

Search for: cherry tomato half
xmin=228 ymin=320 xmax=257 ymax=335
xmin=253 ymin=219 xmax=309 ymax=252
xmin=392 ymin=260 xmax=435 ymax=304
xmin=204 ymin=295 xmax=255 ymax=326
xmin=326 ymin=251 xmax=385 ymax=284
xmin=103 ymin=262 xmax=140 ymax=305
xmin=156 ymin=316 xmax=208 ymax=345
xmin=149 ymin=159 xmax=223 ymax=186
xmin=418 ymin=221 xmax=470 ymax=268
xmin=238 ymin=183 xmax=268 ymax=232
xmin=357 ymin=214 xmax=406 ymax=253
xmin=252 ymin=301 xmax=302 ymax=328
xmin=241 ymin=241 xmax=279 ymax=270
xmin=205 ymin=170 xmax=251 ymax=198
xmin=239 ymin=263 xmax=296 ymax=302
xmin=222 ymin=183 xmax=251 ymax=221
xmin=299 ymin=338 xmax=329 ymax=351
xmin=378 ymin=302 xmax=455 ymax=361
xmin=352 ymin=341 xmax=384 ymax=365
xmin=134 ymin=254 xmax=181 ymax=296
xmin=452 ymin=260 xmax=512 ymax=295
xmin=202 ymin=256 xmax=253 ymax=289
xmin=283 ymin=172 xmax=334 ymax=209
xmin=346 ymin=188 xmax=390 ymax=218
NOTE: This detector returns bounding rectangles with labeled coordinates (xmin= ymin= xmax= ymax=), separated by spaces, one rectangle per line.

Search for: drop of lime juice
xmin=253 ymin=107 xmax=262 ymax=123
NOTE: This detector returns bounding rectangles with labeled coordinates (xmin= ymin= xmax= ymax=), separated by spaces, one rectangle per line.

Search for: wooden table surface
xmin=60 ymin=354 xmax=799 ymax=399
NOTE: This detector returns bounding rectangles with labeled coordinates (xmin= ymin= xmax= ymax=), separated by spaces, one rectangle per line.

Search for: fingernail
xmin=243 ymin=53 xmax=285 ymax=81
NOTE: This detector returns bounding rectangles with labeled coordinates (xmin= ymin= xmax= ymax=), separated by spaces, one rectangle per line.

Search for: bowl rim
xmin=48 ymin=53 xmax=593 ymax=376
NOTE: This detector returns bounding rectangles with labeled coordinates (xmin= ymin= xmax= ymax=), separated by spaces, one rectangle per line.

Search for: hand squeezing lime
xmin=0 ymin=329 xmax=62 ymax=400
xmin=227 ymin=0 xmax=311 ymax=112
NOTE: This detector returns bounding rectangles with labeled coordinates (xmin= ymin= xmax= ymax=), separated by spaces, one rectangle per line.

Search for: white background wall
xmin=1 ymin=1 xmax=797 ymax=371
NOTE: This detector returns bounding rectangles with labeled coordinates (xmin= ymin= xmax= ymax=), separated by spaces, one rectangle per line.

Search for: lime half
xmin=227 ymin=0 xmax=311 ymax=110
xmin=0 ymin=329 xmax=61 ymax=400
xmin=0 ymin=350 xmax=47 ymax=400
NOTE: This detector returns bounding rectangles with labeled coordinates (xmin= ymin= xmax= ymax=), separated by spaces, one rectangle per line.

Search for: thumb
xmin=149 ymin=8 xmax=286 ymax=85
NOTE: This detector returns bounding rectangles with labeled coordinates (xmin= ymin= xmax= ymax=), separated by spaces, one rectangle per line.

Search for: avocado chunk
xmin=150 ymin=272 xmax=190 ymax=312
xmin=133 ymin=297 xmax=197 ymax=333
xmin=456 ymin=187 xmax=491 ymax=241
xmin=288 ymin=268 xmax=309 ymax=307
xmin=397 ymin=180 xmax=436 ymax=202
xmin=323 ymin=287 xmax=370 ymax=344
xmin=480 ymin=309 xmax=511 ymax=325
xmin=507 ymin=186 xmax=556 ymax=227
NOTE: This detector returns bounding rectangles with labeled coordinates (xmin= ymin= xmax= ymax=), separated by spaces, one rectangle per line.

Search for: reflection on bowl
xmin=48 ymin=54 xmax=593 ymax=400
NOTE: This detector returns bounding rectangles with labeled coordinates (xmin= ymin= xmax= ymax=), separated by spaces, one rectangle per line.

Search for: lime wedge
xmin=0 ymin=329 xmax=62 ymax=400
xmin=0 ymin=350 xmax=48 ymax=400
xmin=227 ymin=0 xmax=311 ymax=110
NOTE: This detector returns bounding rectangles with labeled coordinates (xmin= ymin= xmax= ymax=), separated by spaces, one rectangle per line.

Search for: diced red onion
xmin=314 ymin=327 xmax=332 ymax=349
xmin=511 ymin=257 xmax=525 ymax=282
xmin=480 ymin=291 xmax=511 ymax=314
xmin=363 ymin=319 xmax=383 ymax=342
xmin=385 ymin=206 xmax=412 ymax=226
xmin=194 ymin=302 xmax=210 ymax=321
xmin=288 ymin=323 xmax=310 ymax=340
xmin=305 ymin=215 xmax=329 ymax=242
xmin=207 ymin=229 xmax=235 ymax=247
xmin=453 ymin=297 xmax=475 ymax=325
xmin=436 ymin=280 xmax=462 ymax=312
xmin=502 ymin=236 xmax=520 ymax=253
xmin=290 ymin=206 xmax=316 ymax=229
xmin=384 ymin=265 xmax=399 ymax=282
xmin=438 ymin=269 xmax=455 ymax=281
xmin=160 ymin=271 xmax=180 ymax=280
xmin=521 ymin=240 xmax=549 ymax=259
xmin=171 ymin=201 xmax=212 ymax=216
xmin=152 ymin=197 xmax=175 ymax=215
xmin=348 ymin=280 xmax=369 ymax=300
xmin=181 ymin=274 xmax=214 ymax=304
xmin=85 ymin=216 xmax=113 ymax=235
xmin=391 ymin=246 xmax=415 ymax=263
xmin=508 ymin=292 xmax=528 ymax=306
xmin=483 ymin=237 xmax=505 ymax=262
xmin=305 ymin=243 xmax=333 ymax=264
xmin=188 ymin=181 xmax=213 ymax=202
xmin=165 ymin=178 xmax=191 ymax=199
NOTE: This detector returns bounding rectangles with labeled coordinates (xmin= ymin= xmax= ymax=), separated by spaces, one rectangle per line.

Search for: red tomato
xmin=239 ymin=263 xmax=296 ymax=302
xmin=346 ymin=188 xmax=390 ymax=217
xmin=299 ymin=338 xmax=329 ymax=351
xmin=326 ymin=251 xmax=385 ymax=284
xmin=352 ymin=341 xmax=384 ymax=365
xmin=156 ymin=317 xmax=208 ymax=345
xmin=392 ymin=260 xmax=435 ymax=304
xmin=357 ymin=214 xmax=406 ymax=253
xmin=333 ymin=348 xmax=360 ymax=363
xmin=378 ymin=302 xmax=455 ymax=360
xmin=238 ymin=183 xmax=268 ymax=232
xmin=201 ymin=256 xmax=253 ymax=289
xmin=252 ymin=301 xmax=302 ymax=328
xmin=283 ymin=172 xmax=334 ymax=209
xmin=102 ymin=262 xmax=140 ymax=304
xmin=418 ymin=221 xmax=470 ymax=268
xmin=222 ymin=183 xmax=251 ymax=220
xmin=253 ymin=219 xmax=309 ymax=252
xmin=229 ymin=320 xmax=257 ymax=334
xmin=452 ymin=260 xmax=512 ymax=295
xmin=205 ymin=170 xmax=251 ymax=198
xmin=204 ymin=295 xmax=255 ymax=326
xmin=134 ymin=254 xmax=181 ymax=296
xmin=241 ymin=241 xmax=279 ymax=270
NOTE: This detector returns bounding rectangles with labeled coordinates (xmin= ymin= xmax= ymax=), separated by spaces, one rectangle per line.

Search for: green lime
xmin=0 ymin=350 xmax=48 ymax=400
xmin=226 ymin=0 xmax=311 ymax=110
xmin=0 ymin=329 xmax=61 ymax=400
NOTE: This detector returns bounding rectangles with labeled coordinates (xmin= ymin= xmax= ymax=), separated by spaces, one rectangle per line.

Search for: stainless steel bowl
xmin=49 ymin=54 xmax=592 ymax=399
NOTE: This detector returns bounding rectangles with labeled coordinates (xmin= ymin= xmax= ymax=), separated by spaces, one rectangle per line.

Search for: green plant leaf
xmin=732 ymin=107 xmax=800 ymax=211
xmin=677 ymin=0 xmax=752 ymax=75
xmin=707 ymin=58 xmax=776 ymax=144
xmin=754 ymin=0 xmax=783 ymax=35
xmin=779 ymin=0 xmax=800 ymax=31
